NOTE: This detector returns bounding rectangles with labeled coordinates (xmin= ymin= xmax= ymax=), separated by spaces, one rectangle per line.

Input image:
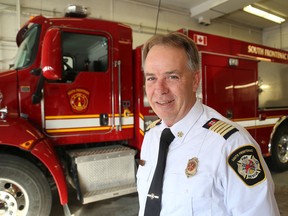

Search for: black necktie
xmin=144 ymin=128 xmax=175 ymax=216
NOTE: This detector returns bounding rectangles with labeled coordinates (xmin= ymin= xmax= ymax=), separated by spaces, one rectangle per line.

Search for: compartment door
xmin=202 ymin=53 xmax=257 ymax=136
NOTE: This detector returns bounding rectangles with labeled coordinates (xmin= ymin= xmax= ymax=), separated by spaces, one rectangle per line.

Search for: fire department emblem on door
xmin=67 ymin=88 xmax=90 ymax=113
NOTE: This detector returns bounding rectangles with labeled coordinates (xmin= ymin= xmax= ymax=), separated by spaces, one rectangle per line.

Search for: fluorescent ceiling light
xmin=243 ymin=5 xmax=285 ymax=24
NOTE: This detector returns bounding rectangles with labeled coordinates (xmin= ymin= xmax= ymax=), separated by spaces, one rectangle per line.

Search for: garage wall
xmin=0 ymin=10 xmax=18 ymax=69
xmin=263 ymin=23 xmax=288 ymax=50
xmin=0 ymin=0 xmax=284 ymax=70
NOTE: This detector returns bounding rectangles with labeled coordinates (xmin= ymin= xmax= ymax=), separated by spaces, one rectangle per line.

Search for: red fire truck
xmin=0 ymin=5 xmax=287 ymax=216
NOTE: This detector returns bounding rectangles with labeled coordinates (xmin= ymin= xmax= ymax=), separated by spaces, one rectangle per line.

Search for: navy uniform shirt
xmin=137 ymin=100 xmax=280 ymax=216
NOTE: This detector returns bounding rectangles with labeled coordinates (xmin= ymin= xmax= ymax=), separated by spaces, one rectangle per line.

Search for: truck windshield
xmin=13 ymin=24 xmax=40 ymax=69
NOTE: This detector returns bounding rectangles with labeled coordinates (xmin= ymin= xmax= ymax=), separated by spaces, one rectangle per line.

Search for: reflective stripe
xmin=139 ymin=116 xmax=145 ymax=133
xmin=45 ymin=116 xmax=133 ymax=130
xmin=234 ymin=117 xmax=279 ymax=128
xmin=46 ymin=127 xmax=111 ymax=133
xmin=45 ymin=114 xmax=278 ymax=134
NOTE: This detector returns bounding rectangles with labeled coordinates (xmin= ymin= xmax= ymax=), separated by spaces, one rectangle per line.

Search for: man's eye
xmin=146 ymin=77 xmax=155 ymax=81
xmin=169 ymin=75 xmax=179 ymax=80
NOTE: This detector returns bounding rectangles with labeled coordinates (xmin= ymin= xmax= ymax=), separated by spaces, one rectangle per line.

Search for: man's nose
xmin=155 ymin=79 xmax=168 ymax=94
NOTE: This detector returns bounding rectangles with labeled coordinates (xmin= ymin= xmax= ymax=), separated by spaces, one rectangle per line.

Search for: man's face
xmin=144 ymin=45 xmax=200 ymax=126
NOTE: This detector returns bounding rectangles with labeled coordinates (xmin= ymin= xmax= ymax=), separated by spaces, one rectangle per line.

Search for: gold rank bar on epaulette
xmin=145 ymin=119 xmax=161 ymax=132
xmin=203 ymin=118 xmax=238 ymax=140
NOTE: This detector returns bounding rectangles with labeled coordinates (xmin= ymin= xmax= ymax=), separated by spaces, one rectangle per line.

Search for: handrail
xmin=117 ymin=60 xmax=122 ymax=131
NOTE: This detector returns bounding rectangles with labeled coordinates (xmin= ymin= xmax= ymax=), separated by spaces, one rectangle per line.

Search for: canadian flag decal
xmin=193 ymin=34 xmax=207 ymax=46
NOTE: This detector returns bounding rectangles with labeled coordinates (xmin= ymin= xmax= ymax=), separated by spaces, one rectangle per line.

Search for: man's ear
xmin=193 ymin=71 xmax=200 ymax=92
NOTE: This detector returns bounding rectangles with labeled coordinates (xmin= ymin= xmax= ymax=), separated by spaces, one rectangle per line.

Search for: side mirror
xmin=41 ymin=28 xmax=62 ymax=80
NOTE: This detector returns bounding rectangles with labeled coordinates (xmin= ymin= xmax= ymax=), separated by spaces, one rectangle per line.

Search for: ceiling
xmin=0 ymin=0 xmax=286 ymax=30
xmin=131 ymin=0 xmax=288 ymax=30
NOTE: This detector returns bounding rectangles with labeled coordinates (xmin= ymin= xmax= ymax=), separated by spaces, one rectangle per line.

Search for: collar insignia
xmin=177 ymin=131 xmax=184 ymax=138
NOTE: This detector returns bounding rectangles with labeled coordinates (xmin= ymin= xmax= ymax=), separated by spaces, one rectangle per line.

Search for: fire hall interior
xmin=0 ymin=0 xmax=287 ymax=216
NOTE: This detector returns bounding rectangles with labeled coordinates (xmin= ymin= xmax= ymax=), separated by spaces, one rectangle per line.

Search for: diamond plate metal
xmin=68 ymin=145 xmax=137 ymax=203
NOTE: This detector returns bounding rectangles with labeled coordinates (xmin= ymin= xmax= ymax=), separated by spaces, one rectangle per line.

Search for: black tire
xmin=270 ymin=125 xmax=288 ymax=171
xmin=0 ymin=154 xmax=52 ymax=216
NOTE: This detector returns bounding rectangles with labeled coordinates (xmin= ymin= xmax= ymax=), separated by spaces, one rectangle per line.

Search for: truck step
xmin=82 ymin=183 xmax=137 ymax=204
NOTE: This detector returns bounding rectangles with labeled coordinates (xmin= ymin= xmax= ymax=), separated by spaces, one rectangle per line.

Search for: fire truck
xmin=0 ymin=5 xmax=287 ymax=216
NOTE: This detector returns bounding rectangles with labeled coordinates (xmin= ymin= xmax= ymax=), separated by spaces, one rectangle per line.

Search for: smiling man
xmin=144 ymin=43 xmax=199 ymax=127
xmin=136 ymin=32 xmax=279 ymax=216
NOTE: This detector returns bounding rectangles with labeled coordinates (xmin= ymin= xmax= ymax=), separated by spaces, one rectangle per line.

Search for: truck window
xmin=62 ymin=32 xmax=108 ymax=82
xmin=13 ymin=24 xmax=40 ymax=69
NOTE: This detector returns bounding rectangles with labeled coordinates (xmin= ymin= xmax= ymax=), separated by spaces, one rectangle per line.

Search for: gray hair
xmin=142 ymin=32 xmax=200 ymax=71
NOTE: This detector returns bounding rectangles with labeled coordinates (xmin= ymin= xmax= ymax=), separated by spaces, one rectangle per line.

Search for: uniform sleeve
xmin=221 ymin=132 xmax=280 ymax=216
xmin=137 ymin=134 xmax=149 ymax=216
xmin=137 ymin=131 xmax=157 ymax=216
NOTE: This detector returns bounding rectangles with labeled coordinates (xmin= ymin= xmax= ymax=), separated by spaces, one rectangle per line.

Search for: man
xmin=137 ymin=32 xmax=280 ymax=216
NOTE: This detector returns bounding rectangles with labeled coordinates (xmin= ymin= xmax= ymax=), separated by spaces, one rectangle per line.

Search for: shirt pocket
xmin=163 ymin=174 xmax=212 ymax=216
xmin=189 ymin=176 xmax=212 ymax=216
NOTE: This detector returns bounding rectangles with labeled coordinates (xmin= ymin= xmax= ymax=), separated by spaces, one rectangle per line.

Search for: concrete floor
xmin=50 ymin=169 xmax=288 ymax=216
xmin=272 ymin=170 xmax=288 ymax=216
xmin=51 ymin=187 xmax=139 ymax=216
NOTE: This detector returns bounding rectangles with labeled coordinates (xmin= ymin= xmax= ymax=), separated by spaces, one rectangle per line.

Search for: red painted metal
xmin=0 ymin=117 xmax=68 ymax=204
xmin=42 ymin=28 xmax=62 ymax=80
xmin=31 ymin=140 xmax=68 ymax=205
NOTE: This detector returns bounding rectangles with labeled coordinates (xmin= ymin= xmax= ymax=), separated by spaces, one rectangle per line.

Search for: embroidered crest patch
xmin=228 ymin=145 xmax=266 ymax=186
xmin=203 ymin=118 xmax=238 ymax=140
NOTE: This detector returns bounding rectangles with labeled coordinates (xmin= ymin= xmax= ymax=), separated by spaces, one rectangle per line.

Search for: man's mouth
xmin=156 ymin=100 xmax=174 ymax=105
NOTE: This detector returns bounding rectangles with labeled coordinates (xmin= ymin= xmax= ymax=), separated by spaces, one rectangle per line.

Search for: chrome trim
xmin=0 ymin=106 xmax=7 ymax=119
xmin=117 ymin=60 xmax=122 ymax=131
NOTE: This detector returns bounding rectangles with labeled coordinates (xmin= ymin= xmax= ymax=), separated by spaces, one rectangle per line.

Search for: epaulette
xmin=145 ymin=119 xmax=161 ymax=132
xmin=203 ymin=118 xmax=238 ymax=140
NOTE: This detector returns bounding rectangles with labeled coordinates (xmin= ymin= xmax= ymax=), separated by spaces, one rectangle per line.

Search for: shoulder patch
xmin=203 ymin=118 xmax=238 ymax=140
xmin=228 ymin=145 xmax=266 ymax=186
xmin=145 ymin=119 xmax=161 ymax=132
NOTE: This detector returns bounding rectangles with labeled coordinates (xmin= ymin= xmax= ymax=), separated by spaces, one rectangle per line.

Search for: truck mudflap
xmin=67 ymin=145 xmax=137 ymax=204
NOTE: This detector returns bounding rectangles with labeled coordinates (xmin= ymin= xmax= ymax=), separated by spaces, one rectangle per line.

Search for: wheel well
xmin=272 ymin=118 xmax=288 ymax=142
xmin=279 ymin=118 xmax=288 ymax=128
xmin=0 ymin=145 xmax=54 ymax=185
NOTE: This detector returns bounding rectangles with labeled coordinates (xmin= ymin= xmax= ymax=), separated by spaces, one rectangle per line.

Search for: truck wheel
xmin=0 ymin=154 xmax=52 ymax=216
xmin=271 ymin=125 xmax=288 ymax=171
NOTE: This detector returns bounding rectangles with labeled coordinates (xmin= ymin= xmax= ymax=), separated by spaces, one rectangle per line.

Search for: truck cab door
xmin=42 ymin=28 xmax=115 ymax=139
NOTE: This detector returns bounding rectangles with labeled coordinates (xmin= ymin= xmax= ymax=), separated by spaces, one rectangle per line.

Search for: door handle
xmin=226 ymin=109 xmax=233 ymax=119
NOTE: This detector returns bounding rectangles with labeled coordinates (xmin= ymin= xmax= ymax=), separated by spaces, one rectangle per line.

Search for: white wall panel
xmin=263 ymin=23 xmax=288 ymax=51
xmin=0 ymin=11 xmax=18 ymax=69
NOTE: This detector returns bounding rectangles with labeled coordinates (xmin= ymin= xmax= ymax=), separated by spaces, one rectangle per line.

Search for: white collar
xmin=161 ymin=100 xmax=204 ymax=140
